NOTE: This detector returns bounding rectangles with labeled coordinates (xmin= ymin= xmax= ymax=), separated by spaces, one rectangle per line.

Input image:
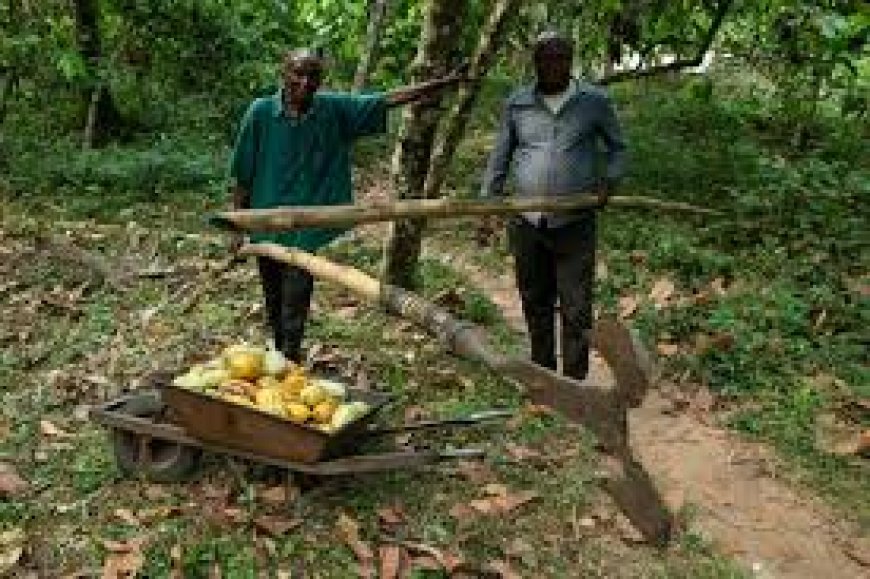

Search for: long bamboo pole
xmin=212 ymin=194 xmax=721 ymax=233
xmin=240 ymin=242 xmax=672 ymax=546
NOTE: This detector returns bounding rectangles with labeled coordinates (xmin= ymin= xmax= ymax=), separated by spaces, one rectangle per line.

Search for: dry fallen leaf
xmin=618 ymin=295 xmax=639 ymax=319
xmin=221 ymin=507 xmax=248 ymax=525
xmin=259 ymin=484 xmax=296 ymax=506
xmin=102 ymin=551 xmax=144 ymax=579
xmin=656 ymin=343 xmax=679 ymax=357
xmin=101 ymin=536 xmax=147 ymax=579
xmin=830 ymin=430 xmax=870 ymax=458
xmin=377 ymin=504 xmax=406 ymax=529
xmin=505 ymin=537 xmax=535 ymax=559
xmin=378 ymin=545 xmax=401 ymax=579
xmin=254 ymin=515 xmax=302 ymax=537
xmin=144 ymin=485 xmax=170 ymax=501
xmin=137 ymin=505 xmax=183 ymax=524
xmin=114 ymin=508 xmax=140 ymax=527
xmin=817 ymin=413 xmax=870 ymax=458
xmin=615 ymin=513 xmax=645 ymax=544
xmin=482 ymin=483 xmax=509 ymax=497
xmin=468 ymin=490 xmax=539 ymax=516
xmin=524 ymin=403 xmax=556 ymax=417
xmin=39 ymin=419 xmax=72 ymax=438
xmin=0 ymin=528 xmax=25 ymax=576
xmin=629 ymin=250 xmax=647 ymax=265
xmin=448 ymin=503 xmax=477 ymax=524
xmin=390 ymin=539 xmax=465 ymax=573
xmin=403 ymin=405 xmax=427 ymax=423
xmin=504 ymin=443 xmax=542 ymax=462
xmin=335 ymin=305 xmax=359 ymax=320
xmin=452 ymin=460 xmax=496 ymax=485
xmin=0 ymin=463 xmax=28 ymax=497
xmin=336 ymin=513 xmax=375 ymax=578
xmin=102 ymin=536 xmax=148 ymax=554
xmin=649 ymin=277 xmax=676 ymax=309
xmin=409 ymin=556 xmax=441 ymax=571
xmin=488 ymin=558 xmax=522 ymax=579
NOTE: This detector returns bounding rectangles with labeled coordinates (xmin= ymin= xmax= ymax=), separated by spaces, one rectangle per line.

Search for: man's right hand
xmin=229 ymin=233 xmax=246 ymax=255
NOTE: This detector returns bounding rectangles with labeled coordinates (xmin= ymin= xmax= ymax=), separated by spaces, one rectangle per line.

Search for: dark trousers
xmin=257 ymin=257 xmax=314 ymax=363
xmin=509 ymin=213 xmax=596 ymax=380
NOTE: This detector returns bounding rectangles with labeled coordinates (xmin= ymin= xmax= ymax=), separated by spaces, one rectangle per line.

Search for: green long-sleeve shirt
xmin=229 ymin=89 xmax=388 ymax=251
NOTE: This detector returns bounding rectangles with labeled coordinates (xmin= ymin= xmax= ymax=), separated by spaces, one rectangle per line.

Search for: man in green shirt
xmin=230 ymin=48 xmax=466 ymax=361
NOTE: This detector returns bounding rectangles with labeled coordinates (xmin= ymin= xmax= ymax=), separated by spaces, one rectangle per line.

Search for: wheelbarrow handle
xmin=368 ymin=409 xmax=513 ymax=436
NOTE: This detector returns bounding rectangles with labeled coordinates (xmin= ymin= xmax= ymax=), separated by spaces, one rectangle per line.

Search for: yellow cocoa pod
xmin=312 ymin=400 xmax=338 ymax=424
xmin=285 ymin=403 xmax=310 ymax=424
xmin=226 ymin=351 xmax=263 ymax=380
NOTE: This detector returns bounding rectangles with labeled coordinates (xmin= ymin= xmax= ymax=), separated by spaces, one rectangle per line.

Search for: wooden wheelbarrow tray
xmin=91 ymin=388 xmax=507 ymax=482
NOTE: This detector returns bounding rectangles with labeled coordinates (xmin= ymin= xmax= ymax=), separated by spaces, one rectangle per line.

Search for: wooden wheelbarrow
xmin=91 ymin=384 xmax=510 ymax=484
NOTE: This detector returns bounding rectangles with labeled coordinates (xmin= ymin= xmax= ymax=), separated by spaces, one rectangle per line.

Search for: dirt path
xmin=425 ymin=242 xmax=870 ymax=579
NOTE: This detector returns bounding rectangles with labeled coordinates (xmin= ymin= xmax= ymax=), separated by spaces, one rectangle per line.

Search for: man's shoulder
xmin=245 ymin=94 xmax=279 ymax=120
xmin=504 ymin=85 xmax=537 ymax=107
xmin=576 ymin=80 xmax=612 ymax=102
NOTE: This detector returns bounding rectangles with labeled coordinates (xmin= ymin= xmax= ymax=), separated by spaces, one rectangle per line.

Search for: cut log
xmin=240 ymin=242 xmax=672 ymax=545
xmin=212 ymin=194 xmax=721 ymax=233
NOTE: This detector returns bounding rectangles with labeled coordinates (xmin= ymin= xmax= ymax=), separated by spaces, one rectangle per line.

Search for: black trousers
xmin=257 ymin=257 xmax=314 ymax=363
xmin=508 ymin=212 xmax=596 ymax=380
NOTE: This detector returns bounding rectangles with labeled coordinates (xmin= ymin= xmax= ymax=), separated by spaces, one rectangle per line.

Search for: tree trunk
xmin=73 ymin=0 xmax=121 ymax=148
xmin=381 ymin=0 xmax=464 ymax=289
xmin=422 ymin=0 xmax=519 ymax=201
xmin=353 ymin=0 xmax=390 ymax=92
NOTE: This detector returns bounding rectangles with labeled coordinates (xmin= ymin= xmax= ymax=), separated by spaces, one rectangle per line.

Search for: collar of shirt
xmin=507 ymin=78 xmax=591 ymax=110
xmin=540 ymin=79 xmax=577 ymax=115
xmin=272 ymin=89 xmax=318 ymax=121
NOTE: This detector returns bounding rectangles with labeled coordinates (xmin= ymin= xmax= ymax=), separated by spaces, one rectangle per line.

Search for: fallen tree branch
xmin=241 ymin=242 xmax=672 ymax=546
xmin=212 ymin=194 xmax=721 ymax=233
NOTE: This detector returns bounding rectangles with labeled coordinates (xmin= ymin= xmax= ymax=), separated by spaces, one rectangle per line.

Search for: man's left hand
xmin=595 ymin=181 xmax=614 ymax=207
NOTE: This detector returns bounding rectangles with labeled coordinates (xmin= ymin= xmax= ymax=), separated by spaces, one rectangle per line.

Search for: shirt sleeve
xmin=596 ymin=91 xmax=627 ymax=183
xmin=337 ymin=93 xmax=389 ymax=139
xmin=229 ymin=100 xmax=258 ymax=190
xmin=480 ymin=102 xmax=516 ymax=198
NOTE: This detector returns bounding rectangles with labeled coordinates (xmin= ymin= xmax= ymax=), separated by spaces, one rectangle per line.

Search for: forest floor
xmin=0 ymin=190 xmax=751 ymax=577
xmin=1 ymin=78 xmax=867 ymax=577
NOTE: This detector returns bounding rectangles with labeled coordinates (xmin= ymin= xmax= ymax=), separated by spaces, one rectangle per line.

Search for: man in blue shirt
xmin=481 ymin=32 xmax=627 ymax=380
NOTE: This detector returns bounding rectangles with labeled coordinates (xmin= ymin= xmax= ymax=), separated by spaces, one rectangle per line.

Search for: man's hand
xmin=595 ymin=180 xmax=614 ymax=207
xmin=228 ymin=233 xmax=246 ymax=255
xmin=384 ymin=61 xmax=472 ymax=108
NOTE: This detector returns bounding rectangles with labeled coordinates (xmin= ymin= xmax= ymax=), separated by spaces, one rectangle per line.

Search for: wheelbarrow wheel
xmin=112 ymin=429 xmax=200 ymax=483
xmin=110 ymin=390 xmax=201 ymax=482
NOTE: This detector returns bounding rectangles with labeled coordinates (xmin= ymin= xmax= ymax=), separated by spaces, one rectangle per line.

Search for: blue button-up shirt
xmin=481 ymin=80 xmax=627 ymax=228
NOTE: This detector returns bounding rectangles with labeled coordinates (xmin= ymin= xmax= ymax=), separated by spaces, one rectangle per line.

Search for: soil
xmin=428 ymin=241 xmax=870 ymax=579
